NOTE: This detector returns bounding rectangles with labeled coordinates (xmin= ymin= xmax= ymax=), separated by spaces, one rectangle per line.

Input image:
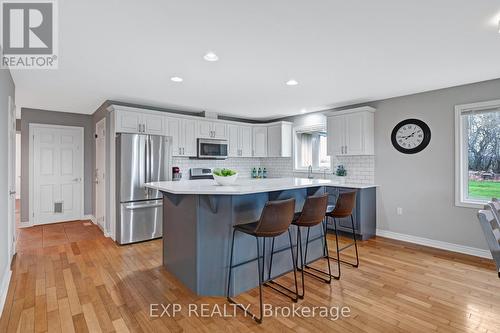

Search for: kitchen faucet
xmin=307 ymin=165 xmax=314 ymax=179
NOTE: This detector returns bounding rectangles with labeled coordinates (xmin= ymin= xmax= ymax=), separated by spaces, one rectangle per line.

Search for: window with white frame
xmin=294 ymin=125 xmax=331 ymax=171
xmin=455 ymin=100 xmax=500 ymax=208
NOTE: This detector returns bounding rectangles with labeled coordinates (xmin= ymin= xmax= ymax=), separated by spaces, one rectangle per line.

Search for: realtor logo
xmin=1 ymin=0 xmax=58 ymax=69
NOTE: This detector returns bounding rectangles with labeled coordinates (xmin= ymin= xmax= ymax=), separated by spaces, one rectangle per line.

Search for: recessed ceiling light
xmin=170 ymin=76 xmax=183 ymax=82
xmin=204 ymin=52 xmax=219 ymax=62
xmin=286 ymin=79 xmax=298 ymax=86
xmin=300 ymin=108 xmax=307 ymax=113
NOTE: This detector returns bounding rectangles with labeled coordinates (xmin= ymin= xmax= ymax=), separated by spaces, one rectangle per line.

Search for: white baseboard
xmin=376 ymin=229 xmax=492 ymax=259
xmin=82 ymin=215 xmax=96 ymax=224
xmin=18 ymin=221 xmax=32 ymax=228
xmin=0 ymin=265 xmax=12 ymax=316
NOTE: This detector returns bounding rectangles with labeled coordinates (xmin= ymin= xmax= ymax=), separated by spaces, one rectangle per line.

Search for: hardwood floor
xmin=2 ymin=220 xmax=500 ymax=332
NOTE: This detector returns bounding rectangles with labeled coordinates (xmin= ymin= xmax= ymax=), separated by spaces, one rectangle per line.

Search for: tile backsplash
xmin=172 ymin=157 xmax=262 ymax=178
xmin=173 ymin=155 xmax=374 ymax=184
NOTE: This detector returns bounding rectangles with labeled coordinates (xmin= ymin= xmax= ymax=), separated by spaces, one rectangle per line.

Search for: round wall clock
xmin=391 ymin=119 xmax=431 ymax=154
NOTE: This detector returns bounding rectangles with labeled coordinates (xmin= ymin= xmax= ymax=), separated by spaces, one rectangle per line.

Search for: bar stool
xmin=226 ymin=198 xmax=298 ymax=324
xmin=325 ymin=191 xmax=359 ymax=268
xmin=287 ymin=194 xmax=341 ymax=299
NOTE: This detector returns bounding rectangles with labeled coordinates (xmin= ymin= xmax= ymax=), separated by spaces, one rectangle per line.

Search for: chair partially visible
xmin=477 ymin=202 xmax=500 ymax=278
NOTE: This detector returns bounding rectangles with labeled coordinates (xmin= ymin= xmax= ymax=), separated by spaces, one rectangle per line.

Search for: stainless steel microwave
xmin=197 ymin=138 xmax=228 ymax=159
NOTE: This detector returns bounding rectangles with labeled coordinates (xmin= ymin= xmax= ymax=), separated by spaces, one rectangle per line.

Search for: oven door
xmin=197 ymin=139 xmax=228 ymax=159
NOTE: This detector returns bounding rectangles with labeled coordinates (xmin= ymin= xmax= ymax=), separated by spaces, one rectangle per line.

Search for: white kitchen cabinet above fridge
xmin=115 ymin=109 xmax=165 ymax=135
xmin=326 ymin=106 xmax=375 ymax=156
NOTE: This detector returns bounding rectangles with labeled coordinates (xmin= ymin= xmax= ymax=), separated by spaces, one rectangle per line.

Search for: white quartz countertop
xmin=145 ymin=177 xmax=378 ymax=195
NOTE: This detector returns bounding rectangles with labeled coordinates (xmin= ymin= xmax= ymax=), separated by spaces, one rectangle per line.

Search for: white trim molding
xmin=376 ymin=229 xmax=492 ymax=259
xmin=454 ymin=99 xmax=500 ymax=209
xmin=0 ymin=266 xmax=12 ymax=316
xmin=82 ymin=214 xmax=97 ymax=224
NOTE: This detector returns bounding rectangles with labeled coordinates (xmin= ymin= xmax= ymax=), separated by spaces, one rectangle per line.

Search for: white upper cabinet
xmin=326 ymin=106 xmax=375 ymax=156
xmin=228 ymin=125 xmax=239 ymax=157
xmin=165 ymin=117 xmax=181 ymax=156
xmin=182 ymin=119 xmax=197 ymax=156
xmin=212 ymin=122 xmax=227 ymax=139
xmin=252 ymin=126 xmax=268 ymax=157
xmin=142 ymin=113 xmax=165 ymax=135
xmin=115 ymin=110 xmax=142 ymax=133
xmin=267 ymin=122 xmax=292 ymax=157
xmin=239 ymin=126 xmax=253 ymax=157
xmin=228 ymin=124 xmax=253 ymax=157
xmin=166 ymin=117 xmax=196 ymax=157
xmin=197 ymin=120 xmax=228 ymax=139
xmin=111 ymin=105 xmax=297 ymax=159
xmin=197 ymin=120 xmax=212 ymax=138
xmin=115 ymin=109 xmax=164 ymax=135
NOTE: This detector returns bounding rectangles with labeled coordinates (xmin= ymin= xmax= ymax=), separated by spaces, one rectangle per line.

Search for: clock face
xmin=391 ymin=119 xmax=431 ymax=154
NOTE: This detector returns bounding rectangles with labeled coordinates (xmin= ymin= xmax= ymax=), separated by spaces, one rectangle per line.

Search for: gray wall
xmin=20 ymin=108 xmax=94 ymax=222
xmin=372 ymin=78 xmax=500 ymax=250
xmin=0 ymin=68 xmax=14 ymax=297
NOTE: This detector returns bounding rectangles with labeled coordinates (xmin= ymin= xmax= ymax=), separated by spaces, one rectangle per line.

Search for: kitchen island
xmin=145 ymin=178 xmax=376 ymax=296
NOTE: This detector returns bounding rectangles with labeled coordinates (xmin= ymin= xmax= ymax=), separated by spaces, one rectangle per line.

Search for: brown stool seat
xmin=233 ymin=222 xmax=259 ymax=235
xmin=326 ymin=191 xmax=356 ymax=218
xmin=292 ymin=194 xmax=329 ymax=228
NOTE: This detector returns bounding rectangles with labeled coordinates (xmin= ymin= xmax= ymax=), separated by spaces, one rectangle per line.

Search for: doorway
xmin=7 ymin=97 xmax=16 ymax=262
xmin=29 ymin=124 xmax=84 ymax=225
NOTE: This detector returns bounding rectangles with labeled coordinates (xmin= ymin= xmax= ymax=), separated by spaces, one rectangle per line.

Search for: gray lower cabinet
xmin=325 ymin=186 xmax=376 ymax=240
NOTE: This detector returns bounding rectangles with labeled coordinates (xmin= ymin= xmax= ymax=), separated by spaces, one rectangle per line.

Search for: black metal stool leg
xmin=265 ymin=231 xmax=299 ymax=302
xmin=329 ymin=215 xmax=360 ymax=268
xmin=227 ymin=232 xmax=264 ymax=323
xmin=301 ymin=221 xmax=338 ymax=283
xmin=296 ymin=226 xmax=305 ymax=299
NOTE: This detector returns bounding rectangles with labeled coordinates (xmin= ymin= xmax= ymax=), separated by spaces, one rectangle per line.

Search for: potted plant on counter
xmin=212 ymin=168 xmax=239 ymax=186
xmin=335 ymin=165 xmax=347 ymax=184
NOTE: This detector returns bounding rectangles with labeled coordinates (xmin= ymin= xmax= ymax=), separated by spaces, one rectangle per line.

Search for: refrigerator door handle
xmin=145 ymin=136 xmax=150 ymax=197
xmin=149 ymin=135 xmax=153 ymax=183
xmin=124 ymin=202 xmax=162 ymax=210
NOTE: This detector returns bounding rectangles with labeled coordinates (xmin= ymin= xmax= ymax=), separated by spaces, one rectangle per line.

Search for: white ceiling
xmin=10 ymin=0 xmax=500 ymax=119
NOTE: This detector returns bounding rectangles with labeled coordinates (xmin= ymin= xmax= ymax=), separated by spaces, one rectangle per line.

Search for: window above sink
xmin=293 ymin=124 xmax=331 ymax=172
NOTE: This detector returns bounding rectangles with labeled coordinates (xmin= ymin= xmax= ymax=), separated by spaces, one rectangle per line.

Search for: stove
xmin=189 ymin=168 xmax=214 ymax=180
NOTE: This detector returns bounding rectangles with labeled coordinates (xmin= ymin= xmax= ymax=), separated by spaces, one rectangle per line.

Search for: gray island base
xmin=146 ymin=178 xmax=377 ymax=297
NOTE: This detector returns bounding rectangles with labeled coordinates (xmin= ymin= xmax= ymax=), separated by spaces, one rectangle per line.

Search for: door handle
xmin=9 ymin=190 xmax=16 ymax=196
xmin=125 ymin=202 xmax=162 ymax=210
xmin=72 ymin=178 xmax=81 ymax=182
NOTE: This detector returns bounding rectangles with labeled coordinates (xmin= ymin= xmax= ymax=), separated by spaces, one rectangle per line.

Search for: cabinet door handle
xmin=182 ymin=147 xmax=185 ymax=155
xmin=345 ymin=145 xmax=347 ymax=154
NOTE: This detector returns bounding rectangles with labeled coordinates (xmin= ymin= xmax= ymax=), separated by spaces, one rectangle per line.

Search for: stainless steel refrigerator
xmin=116 ymin=133 xmax=172 ymax=244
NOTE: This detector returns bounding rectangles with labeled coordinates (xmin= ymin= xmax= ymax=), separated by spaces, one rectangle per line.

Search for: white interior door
xmin=32 ymin=125 xmax=84 ymax=225
xmin=7 ymin=97 xmax=16 ymax=260
xmin=95 ymin=118 xmax=106 ymax=229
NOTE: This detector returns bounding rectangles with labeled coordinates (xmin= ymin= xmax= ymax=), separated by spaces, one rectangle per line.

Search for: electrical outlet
xmin=397 ymin=207 xmax=403 ymax=215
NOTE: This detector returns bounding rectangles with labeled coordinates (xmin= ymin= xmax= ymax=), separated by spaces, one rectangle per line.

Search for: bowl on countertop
xmin=213 ymin=173 xmax=238 ymax=186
